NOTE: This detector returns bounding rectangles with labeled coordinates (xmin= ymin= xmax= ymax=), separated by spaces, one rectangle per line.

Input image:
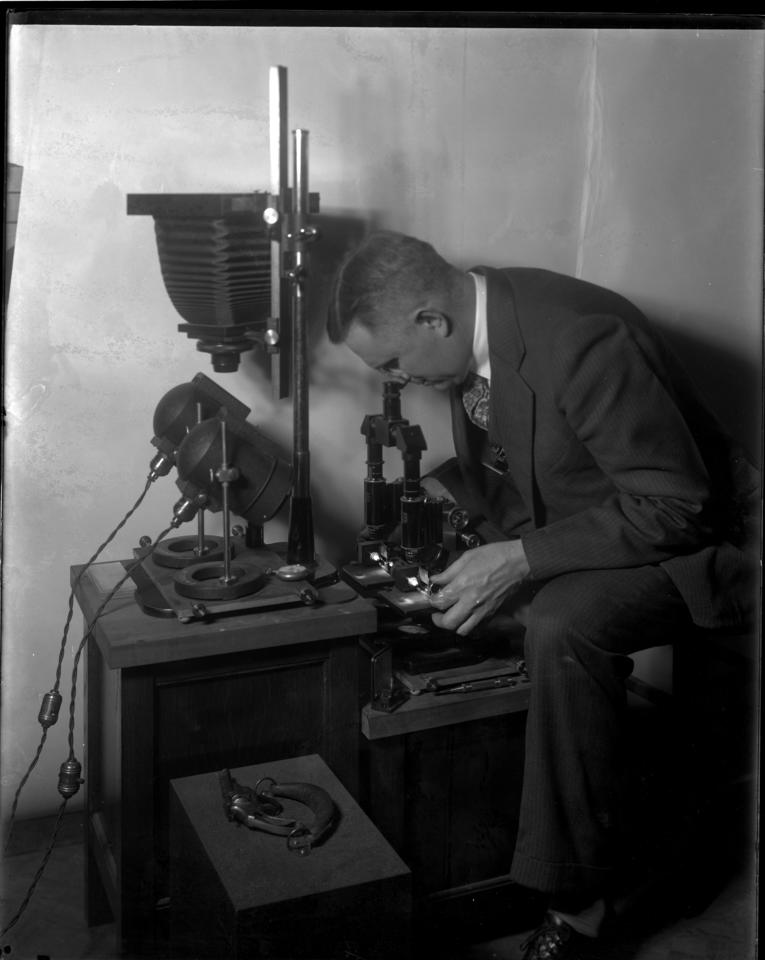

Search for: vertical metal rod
xmin=269 ymin=66 xmax=289 ymax=397
xmin=293 ymin=128 xmax=309 ymax=215
xmin=269 ymin=67 xmax=288 ymax=199
xmin=195 ymin=402 xmax=206 ymax=557
xmin=219 ymin=419 xmax=233 ymax=583
xmin=286 ymin=128 xmax=315 ymax=564
xmin=292 ymin=129 xmax=309 ymax=501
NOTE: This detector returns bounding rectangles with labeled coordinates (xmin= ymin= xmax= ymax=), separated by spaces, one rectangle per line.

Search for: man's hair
xmin=326 ymin=230 xmax=458 ymax=343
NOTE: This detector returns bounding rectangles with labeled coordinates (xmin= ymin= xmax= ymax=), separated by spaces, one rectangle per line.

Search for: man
xmin=326 ymin=230 xmax=758 ymax=959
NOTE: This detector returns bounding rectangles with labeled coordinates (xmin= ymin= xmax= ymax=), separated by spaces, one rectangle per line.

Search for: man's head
xmin=327 ymin=230 xmax=475 ymax=390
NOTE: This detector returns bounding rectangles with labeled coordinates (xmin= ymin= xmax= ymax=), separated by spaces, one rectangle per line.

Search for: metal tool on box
xmin=219 ymin=768 xmax=337 ymax=856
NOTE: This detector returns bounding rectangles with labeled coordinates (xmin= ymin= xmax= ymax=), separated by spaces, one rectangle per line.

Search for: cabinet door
xmin=368 ymin=711 xmax=527 ymax=896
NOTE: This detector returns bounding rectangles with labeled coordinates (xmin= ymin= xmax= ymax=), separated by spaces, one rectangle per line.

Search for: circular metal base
xmin=134 ymin=586 xmax=175 ymax=618
xmin=274 ymin=563 xmax=311 ymax=581
xmin=173 ymin=560 xmax=265 ymax=600
xmin=153 ymin=536 xmax=230 ymax=569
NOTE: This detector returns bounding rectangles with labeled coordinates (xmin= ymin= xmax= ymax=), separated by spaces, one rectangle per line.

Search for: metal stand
xmin=265 ymin=66 xmax=318 ymax=568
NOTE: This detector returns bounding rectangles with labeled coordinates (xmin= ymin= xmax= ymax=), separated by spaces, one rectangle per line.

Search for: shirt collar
xmin=470 ymin=271 xmax=491 ymax=380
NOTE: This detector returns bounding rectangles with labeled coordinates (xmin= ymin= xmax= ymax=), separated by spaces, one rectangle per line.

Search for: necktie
xmin=460 ymin=371 xmax=507 ymax=469
xmin=461 ymin=371 xmax=491 ymax=430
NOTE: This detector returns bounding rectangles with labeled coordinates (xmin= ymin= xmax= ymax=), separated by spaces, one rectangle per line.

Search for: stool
xmin=169 ymin=754 xmax=412 ymax=959
xmin=672 ymin=624 xmax=758 ymax=785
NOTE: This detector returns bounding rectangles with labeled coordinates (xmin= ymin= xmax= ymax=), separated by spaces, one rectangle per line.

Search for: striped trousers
xmin=509 ymin=564 xmax=692 ymax=899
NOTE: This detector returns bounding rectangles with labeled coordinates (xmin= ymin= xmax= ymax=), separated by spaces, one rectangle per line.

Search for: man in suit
xmin=326 ymin=230 xmax=758 ymax=959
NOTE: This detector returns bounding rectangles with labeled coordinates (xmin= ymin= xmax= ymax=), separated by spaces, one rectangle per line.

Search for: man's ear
xmin=415 ymin=309 xmax=452 ymax=337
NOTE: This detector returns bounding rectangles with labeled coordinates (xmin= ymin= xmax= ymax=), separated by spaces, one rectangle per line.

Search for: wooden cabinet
xmin=75 ymin=560 xmax=376 ymax=957
xmin=359 ymin=669 xmax=538 ymax=945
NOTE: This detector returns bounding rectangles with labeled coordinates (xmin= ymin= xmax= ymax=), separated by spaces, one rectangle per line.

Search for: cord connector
xmin=58 ymin=759 xmax=84 ymax=798
xmin=38 ymin=691 xmax=62 ymax=729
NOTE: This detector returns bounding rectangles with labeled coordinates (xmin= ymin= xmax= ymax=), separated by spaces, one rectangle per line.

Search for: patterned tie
xmin=460 ymin=371 xmax=507 ymax=469
xmin=461 ymin=371 xmax=491 ymax=430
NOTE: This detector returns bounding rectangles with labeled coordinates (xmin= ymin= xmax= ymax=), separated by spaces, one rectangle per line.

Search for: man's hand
xmin=427 ymin=540 xmax=531 ymax=636
xmin=420 ymin=476 xmax=455 ymax=502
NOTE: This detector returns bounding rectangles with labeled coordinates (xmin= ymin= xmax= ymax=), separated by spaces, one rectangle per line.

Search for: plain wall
xmin=3 ymin=25 xmax=762 ymax=819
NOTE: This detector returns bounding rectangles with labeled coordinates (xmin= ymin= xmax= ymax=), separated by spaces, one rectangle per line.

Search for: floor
xmin=1 ymin=795 xmax=757 ymax=960
xmin=466 ymin=848 xmax=758 ymax=960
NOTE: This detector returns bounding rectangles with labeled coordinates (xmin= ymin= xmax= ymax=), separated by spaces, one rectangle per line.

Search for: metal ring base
xmin=153 ymin=536 xmax=230 ymax=569
xmin=173 ymin=561 xmax=265 ymax=600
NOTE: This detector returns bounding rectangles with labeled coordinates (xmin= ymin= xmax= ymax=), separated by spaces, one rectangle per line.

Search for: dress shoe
xmin=519 ymin=912 xmax=591 ymax=959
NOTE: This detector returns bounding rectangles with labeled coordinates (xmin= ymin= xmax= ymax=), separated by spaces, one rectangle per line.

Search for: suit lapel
xmin=473 ymin=267 xmax=539 ymax=526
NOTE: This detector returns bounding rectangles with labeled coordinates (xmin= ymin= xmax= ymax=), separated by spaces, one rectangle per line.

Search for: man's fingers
xmin=454 ymin=611 xmax=485 ymax=637
xmin=429 ymin=553 xmax=468 ymax=587
xmin=431 ymin=596 xmax=487 ymax=634
xmin=427 ymin=588 xmax=457 ymax=611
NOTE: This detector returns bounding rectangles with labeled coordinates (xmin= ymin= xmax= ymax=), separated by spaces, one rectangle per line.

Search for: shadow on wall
xmin=237 ymin=211 xmax=375 ymax=562
xmin=240 ymin=210 xmax=369 ymax=381
xmin=649 ymin=314 xmax=763 ymax=466
xmin=306 ymin=211 xmax=372 ymax=353
xmin=305 ymin=212 xmax=383 ymax=562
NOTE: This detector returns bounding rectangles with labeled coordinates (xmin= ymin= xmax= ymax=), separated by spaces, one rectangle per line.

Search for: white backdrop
xmin=3 ymin=25 xmax=762 ymax=818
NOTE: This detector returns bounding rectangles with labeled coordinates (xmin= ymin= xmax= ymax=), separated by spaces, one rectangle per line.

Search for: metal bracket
xmin=360 ymin=638 xmax=408 ymax=713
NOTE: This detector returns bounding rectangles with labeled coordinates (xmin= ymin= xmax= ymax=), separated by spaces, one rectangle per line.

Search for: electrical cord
xmin=63 ymin=523 xmax=175 ymax=766
xmin=4 ymin=478 xmax=153 ymax=850
xmin=0 ymin=800 xmax=68 ymax=940
xmin=1 ymin=522 xmax=175 ymax=944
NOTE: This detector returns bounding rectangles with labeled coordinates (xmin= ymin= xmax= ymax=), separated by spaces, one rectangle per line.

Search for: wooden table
xmin=74 ymin=558 xmax=377 ymax=957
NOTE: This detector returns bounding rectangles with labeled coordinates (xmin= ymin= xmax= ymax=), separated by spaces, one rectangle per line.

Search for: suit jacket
xmin=442 ymin=267 xmax=759 ymax=629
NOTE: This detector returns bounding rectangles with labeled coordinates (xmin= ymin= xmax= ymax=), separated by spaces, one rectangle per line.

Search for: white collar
xmin=470 ymin=271 xmax=491 ymax=381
